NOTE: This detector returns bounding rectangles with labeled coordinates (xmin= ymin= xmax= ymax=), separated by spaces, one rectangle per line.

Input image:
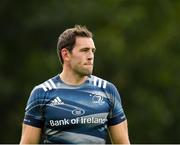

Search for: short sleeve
xmin=107 ymin=83 xmax=126 ymax=126
xmin=23 ymin=86 xmax=45 ymax=128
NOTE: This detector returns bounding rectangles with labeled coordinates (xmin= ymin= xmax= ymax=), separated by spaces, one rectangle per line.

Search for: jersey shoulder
xmin=28 ymin=75 xmax=59 ymax=101
xmin=89 ymin=75 xmax=117 ymax=91
xmin=26 ymin=75 xmax=60 ymax=109
xmin=34 ymin=75 xmax=58 ymax=92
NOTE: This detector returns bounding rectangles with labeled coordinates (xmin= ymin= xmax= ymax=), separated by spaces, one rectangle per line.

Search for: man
xmin=20 ymin=25 xmax=130 ymax=144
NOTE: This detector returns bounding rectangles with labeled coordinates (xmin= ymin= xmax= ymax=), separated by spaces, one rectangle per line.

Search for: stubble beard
xmin=75 ymin=66 xmax=93 ymax=77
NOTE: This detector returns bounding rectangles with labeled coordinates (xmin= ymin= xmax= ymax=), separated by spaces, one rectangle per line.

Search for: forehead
xmin=74 ymin=37 xmax=95 ymax=48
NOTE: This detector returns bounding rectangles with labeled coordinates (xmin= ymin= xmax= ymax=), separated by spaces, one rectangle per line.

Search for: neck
xmin=59 ymin=69 xmax=88 ymax=86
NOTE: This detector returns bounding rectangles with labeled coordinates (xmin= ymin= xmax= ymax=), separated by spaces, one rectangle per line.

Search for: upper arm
xmin=107 ymin=83 xmax=130 ymax=143
xmin=108 ymin=120 xmax=130 ymax=144
xmin=107 ymin=83 xmax=126 ymax=126
xmin=20 ymin=124 xmax=42 ymax=144
xmin=20 ymin=86 xmax=45 ymax=144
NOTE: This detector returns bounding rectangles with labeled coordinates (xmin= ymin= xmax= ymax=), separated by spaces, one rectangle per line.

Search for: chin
xmin=76 ymin=67 xmax=93 ymax=76
xmin=84 ymin=72 xmax=92 ymax=76
xmin=82 ymin=70 xmax=93 ymax=76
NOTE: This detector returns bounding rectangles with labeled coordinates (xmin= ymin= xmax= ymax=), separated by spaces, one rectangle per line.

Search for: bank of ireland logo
xmin=72 ymin=108 xmax=85 ymax=116
xmin=91 ymin=93 xmax=105 ymax=105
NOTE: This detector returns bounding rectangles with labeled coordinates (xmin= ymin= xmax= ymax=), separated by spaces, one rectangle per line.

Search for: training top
xmin=23 ymin=74 xmax=126 ymax=144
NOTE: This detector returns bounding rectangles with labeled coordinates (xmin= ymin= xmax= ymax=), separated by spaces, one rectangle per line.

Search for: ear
xmin=61 ymin=48 xmax=70 ymax=62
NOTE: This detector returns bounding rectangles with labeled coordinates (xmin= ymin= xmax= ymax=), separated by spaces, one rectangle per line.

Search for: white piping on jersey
xmin=92 ymin=76 xmax=107 ymax=89
xmin=25 ymin=103 xmax=45 ymax=113
xmin=93 ymin=76 xmax=98 ymax=86
xmin=47 ymin=101 xmax=84 ymax=112
xmin=48 ymin=79 xmax=56 ymax=89
xmin=80 ymin=112 xmax=108 ymax=120
xmin=26 ymin=98 xmax=52 ymax=111
xmin=44 ymin=81 xmax=52 ymax=90
xmin=26 ymin=99 xmax=77 ymax=113
xmin=121 ymin=114 xmax=126 ymax=120
xmin=36 ymin=79 xmax=57 ymax=92
xmin=102 ymin=80 xmax=107 ymax=89
xmin=45 ymin=130 xmax=105 ymax=144
xmin=38 ymin=84 xmax=47 ymax=91
xmin=45 ymin=129 xmax=59 ymax=136
xmin=36 ymin=76 xmax=107 ymax=91
xmin=47 ymin=104 xmax=72 ymax=112
xmin=98 ymin=79 xmax=102 ymax=88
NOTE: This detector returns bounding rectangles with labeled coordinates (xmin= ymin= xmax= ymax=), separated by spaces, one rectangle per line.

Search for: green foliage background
xmin=0 ymin=0 xmax=180 ymax=143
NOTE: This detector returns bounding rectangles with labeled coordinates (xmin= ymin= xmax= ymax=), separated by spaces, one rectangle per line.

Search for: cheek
xmin=70 ymin=57 xmax=82 ymax=66
xmin=73 ymin=55 xmax=84 ymax=63
xmin=70 ymin=53 xmax=86 ymax=65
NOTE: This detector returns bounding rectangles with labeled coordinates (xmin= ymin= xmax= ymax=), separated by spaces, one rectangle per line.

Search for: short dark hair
xmin=57 ymin=25 xmax=93 ymax=64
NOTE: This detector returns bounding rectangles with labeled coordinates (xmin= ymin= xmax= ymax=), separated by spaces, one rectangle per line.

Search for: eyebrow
xmin=80 ymin=47 xmax=96 ymax=51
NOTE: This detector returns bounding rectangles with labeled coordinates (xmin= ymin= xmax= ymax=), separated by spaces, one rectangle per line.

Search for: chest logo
xmin=50 ymin=96 xmax=64 ymax=106
xmin=72 ymin=108 xmax=85 ymax=116
xmin=91 ymin=94 xmax=105 ymax=105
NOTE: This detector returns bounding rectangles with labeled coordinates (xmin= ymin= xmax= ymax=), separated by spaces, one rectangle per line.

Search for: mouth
xmin=84 ymin=63 xmax=93 ymax=66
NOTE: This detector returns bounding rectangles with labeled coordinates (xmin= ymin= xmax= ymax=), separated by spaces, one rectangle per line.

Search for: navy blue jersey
xmin=23 ymin=75 xmax=126 ymax=144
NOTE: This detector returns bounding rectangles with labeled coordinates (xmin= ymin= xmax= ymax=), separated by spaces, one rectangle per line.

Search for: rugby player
xmin=20 ymin=25 xmax=130 ymax=144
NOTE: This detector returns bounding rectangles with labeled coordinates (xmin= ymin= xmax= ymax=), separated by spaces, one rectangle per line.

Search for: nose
xmin=87 ymin=50 xmax=94 ymax=60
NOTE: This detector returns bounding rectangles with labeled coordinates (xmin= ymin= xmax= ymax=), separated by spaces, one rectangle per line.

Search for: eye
xmin=92 ymin=48 xmax=96 ymax=53
xmin=80 ymin=48 xmax=96 ymax=53
xmin=80 ymin=48 xmax=89 ymax=52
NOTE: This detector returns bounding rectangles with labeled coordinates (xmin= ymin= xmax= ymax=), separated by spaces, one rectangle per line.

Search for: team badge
xmin=91 ymin=93 xmax=105 ymax=105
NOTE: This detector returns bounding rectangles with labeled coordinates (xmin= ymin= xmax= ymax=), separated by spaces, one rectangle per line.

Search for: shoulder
xmin=29 ymin=75 xmax=59 ymax=99
xmin=34 ymin=75 xmax=58 ymax=92
xmin=89 ymin=75 xmax=117 ymax=91
xmin=34 ymin=75 xmax=59 ymax=92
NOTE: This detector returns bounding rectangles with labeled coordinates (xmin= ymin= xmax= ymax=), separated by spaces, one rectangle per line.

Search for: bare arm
xmin=108 ymin=120 xmax=130 ymax=144
xmin=20 ymin=124 xmax=42 ymax=144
